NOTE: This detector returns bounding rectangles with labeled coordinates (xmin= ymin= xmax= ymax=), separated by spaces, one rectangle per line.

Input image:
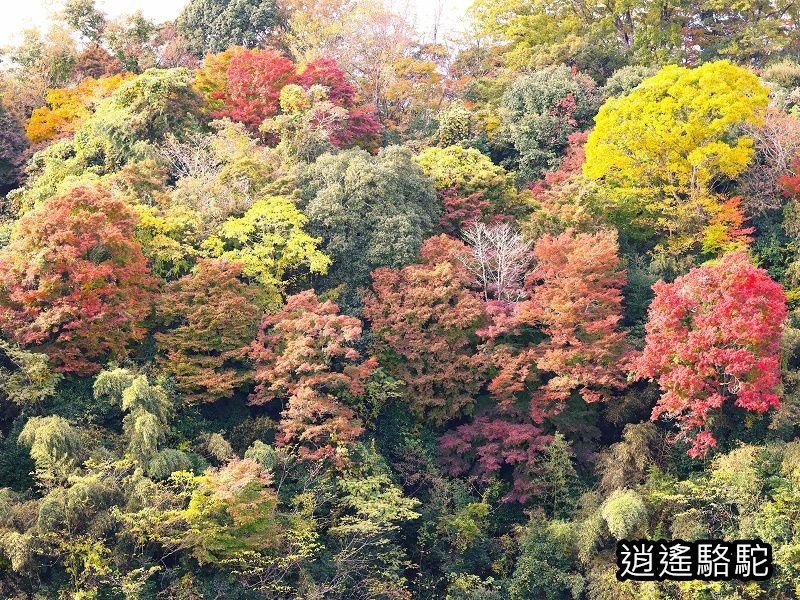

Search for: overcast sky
xmin=0 ymin=0 xmax=184 ymax=46
xmin=0 ymin=0 xmax=472 ymax=48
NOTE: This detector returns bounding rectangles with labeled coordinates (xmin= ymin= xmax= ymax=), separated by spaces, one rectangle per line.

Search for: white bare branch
xmin=158 ymin=132 xmax=222 ymax=180
xmin=461 ymin=221 xmax=532 ymax=302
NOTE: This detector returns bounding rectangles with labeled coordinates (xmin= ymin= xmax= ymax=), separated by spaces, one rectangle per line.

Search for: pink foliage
xmin=439 ymin=228 xmax=629 ymax=501
xmin=440 ymin=412 xmax=552 ymax=503
xmin=250 ymin=290 xmax=375 ymax=463
xmin=635 ymin=251 xmax=787 ymax=457
xmin=299 ymin=58 xmax=382 ymax=151
xmin=298 ymin=58 xmax=357 ymax=107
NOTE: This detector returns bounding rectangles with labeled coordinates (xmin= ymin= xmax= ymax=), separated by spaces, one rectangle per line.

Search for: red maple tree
xmin=524 ymin=227 xmax=630 ymax=405
xmin=438 ymin=188 xmax=492 ymax=236
xmin=439 ymin=412 xmax=552 ymax=503
xmin=298 ymin=57 xmax=382 ymax=151
xmin=479 ymin=228 xmax=630 ymax=414
xmin=211 ymin=48 xmax=298 ymax=134
xmin=297 ymin=58 xmax=358 ymax=107
xmin=635 ymin=251 xmax=787 ymax=457
xmin=205 ymin=52 xmax=381 ymax=149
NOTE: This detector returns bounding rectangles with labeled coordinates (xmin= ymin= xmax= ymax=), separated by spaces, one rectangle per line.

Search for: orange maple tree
xmin=249 ymin=290 xmax=375 ymax=462
xmin=156 ymin=259 xmax=262 ymax=404
xmin=0 ymin=186 xmax=155 ymax=374
xmin=364 ymin=235 xmax=487 ymax=423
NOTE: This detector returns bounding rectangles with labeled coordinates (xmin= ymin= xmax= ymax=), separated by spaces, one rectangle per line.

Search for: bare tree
xmin=461 ymin=221 xmax=532 ymax=302
xmin=158 ymin=132 xmax=222 ymax=180
xmin=740 ymin=108 xmax=800 ymax=215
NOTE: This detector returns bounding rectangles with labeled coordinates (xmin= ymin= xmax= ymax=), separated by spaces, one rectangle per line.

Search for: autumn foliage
xmin=478 ymin=228 xmax=630 ymax=411
xmin=526 ymin=131 xmax=596 ymax=231
xmin=200 ymin=50 xmax=381 ymax=149
xmin=297 ymin=58 xmax=357 ymax=106
xmin=0 ymin=186 xmax=155 ymax=374
xmin=156 ymin=259 xmax=262 ymax=404
xmin=635 ymin=251 xmax=787 ymax=457
xmin=441 ymin=229 xmax=629 ymax=501
xmin=249 ymin=290 xmax=376 ymax=462
xmin=438 ymin=188 xmax=491 ymax=236
xmin=3 ymin=7 xmax=800 ymax=593
xmin=439 ymin=413 xmax=553 ymax=503
xmin=298 ymin=58 xmax=382 ymax=150
xmin=364 ymin=235 xmax=487 ymax=423
xmin=208 ymin=48 xmax=298 ymax=134
xmin=523 ymin=228 xmax=630 ymax=405
xmin=26 ymin=74 xmax=131 ymax=144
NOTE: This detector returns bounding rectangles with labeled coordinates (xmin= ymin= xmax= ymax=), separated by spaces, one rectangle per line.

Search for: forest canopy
xmin=0 ymin=0 xmax=799 ymax=597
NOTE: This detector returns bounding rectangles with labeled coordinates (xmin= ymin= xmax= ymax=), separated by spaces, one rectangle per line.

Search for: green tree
xmin=11 ymin=68 xmax=204 ymax=212
xmin=499 ymin=65 xmax=599 ymax=183
xmin=299 ymin=146 xmax=439 ymax=306
xmin=62 ymin=0 xmax=106 ymax=44
xmin=437 ymin=99 xmax=474 ymax=146
xmin=601 ymin=65 xmax=657 ymax=98
xmin=94 ymin=367 xmax=174 ymax=465
xmin=177 ymin=0 xmax=282 ymax=56
xmin=600 ymin=489 xmax=647 ymax=538
xmin=470 ymin=0 xmax=679 ymax=75
xmin=327 ymin=470 xmax=420 ymax=598
xmin=414 ymin=144 xmax=516 ymax=212
xmin=685 ymin=0 xmax=800 ymax=66
xmin=0 ymin=340 xmax=61 ymax=407
xmin=261 ymin=83 xmax=349 ymax=162
xmin=509 ymin=516 xmax=585 ymax=600
xmin=132 ymin=459 xmax=285 ymax=565
xmin=18 ymin=416 xmax=83 ymax=483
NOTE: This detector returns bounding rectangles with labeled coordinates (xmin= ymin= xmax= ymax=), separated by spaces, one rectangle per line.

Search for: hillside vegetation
xmin=1 ymin=0 xmax=800 ymax=597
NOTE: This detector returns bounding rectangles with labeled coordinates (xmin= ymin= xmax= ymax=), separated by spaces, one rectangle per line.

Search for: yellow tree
xmin=25 ymin=74 xmax=132 ymax=144
xmin=583 ymin=61 xmax=767 ymax=256
xmin=202 ymin=195 xmax=331 ymax=307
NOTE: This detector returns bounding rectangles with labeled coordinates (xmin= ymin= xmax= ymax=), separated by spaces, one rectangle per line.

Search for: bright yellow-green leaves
xmin=416 ymin=145 xmax=507 ymax=191
xmin=134 ymin=459 xmax=285 ymax=566
xmin=0 ymin=340 xmax=61 ymax=407
xmin=470 ymin=0 xmax=584 ymax=69
xmin=128 ymin=121 xmax=314 ymax=290
xmin=584 ymin=61 xmax=768 ymax=255
xmin=414 ymin=144 xmax=517 ymax=210
xmin=203 ymin=195 xmax=331 ymax=306
xmin=135 ymin=202 xmax=202 ymax=280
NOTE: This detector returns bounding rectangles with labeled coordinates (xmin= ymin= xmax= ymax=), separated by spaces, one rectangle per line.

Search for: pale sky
xmin=0 ymin=0 xmax=472 ymax=48
xmin=0 ymin=0 xmax=187 ymax=46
